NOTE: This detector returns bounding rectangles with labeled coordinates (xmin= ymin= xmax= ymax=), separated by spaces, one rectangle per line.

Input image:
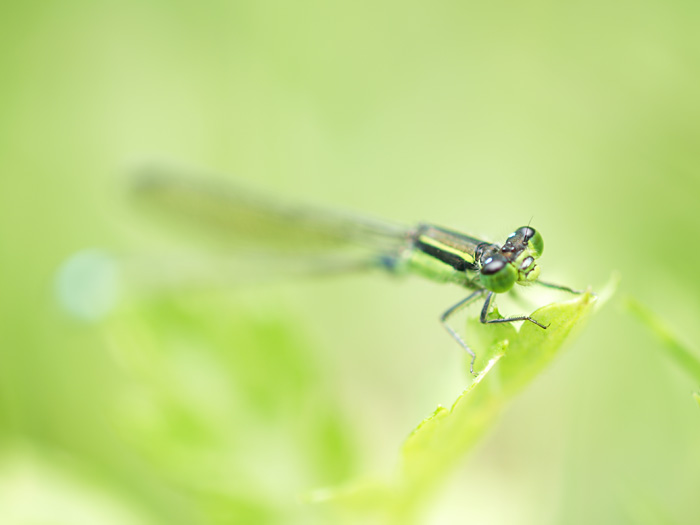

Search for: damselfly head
xmin=478 ymin=226 xmax=545 ymax=292
xmin=477 ymin=245 xmax=517 ymax=293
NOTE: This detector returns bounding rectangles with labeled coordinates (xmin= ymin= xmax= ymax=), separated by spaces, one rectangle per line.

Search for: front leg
xmin=479 ymin=291 xmax=548 ymax=329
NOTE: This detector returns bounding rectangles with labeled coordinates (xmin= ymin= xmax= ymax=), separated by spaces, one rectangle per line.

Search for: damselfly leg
xmin=536 ymin=280 xmax=584 ymax=294
xmin=479 ymin=291 xmax=548 ymax=329
xmin=441 ymin=289 xmax=551 ymax=377
xmin=440 ymin=290 xmax=487 ymax=376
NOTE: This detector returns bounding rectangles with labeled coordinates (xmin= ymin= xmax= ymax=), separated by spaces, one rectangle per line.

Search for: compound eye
xmin=481 ymin=257 xmax=505 ymax=275
xmin=479 ymin=256 xmax=517 ymax=293
xmin=516 ymin=226 xmax=536 ymax=242
xmin=515 ymin=226 xmax=543 ymax=258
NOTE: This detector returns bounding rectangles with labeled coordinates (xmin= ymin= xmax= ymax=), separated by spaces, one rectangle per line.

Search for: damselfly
xmin=132 ymin=165 xmax=581 ymax=375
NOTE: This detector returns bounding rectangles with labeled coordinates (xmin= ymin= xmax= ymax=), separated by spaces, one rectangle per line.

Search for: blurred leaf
xmin=103 ymin=293 xmax=359 ymax=523
xmin=625 ymin=298 xmax=700 ymax=387
xmin=619 ymin=481 xmax=677 ymax=525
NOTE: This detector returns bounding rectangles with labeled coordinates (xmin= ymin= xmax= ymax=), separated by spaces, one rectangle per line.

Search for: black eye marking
xmin=482 ymin=258 xmax=505 ymax=275
xmin=517 ymin=226 xmax=536 ymax=242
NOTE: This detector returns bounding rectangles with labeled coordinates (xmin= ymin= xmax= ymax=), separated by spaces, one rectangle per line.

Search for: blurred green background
xmin=2 ymin=1 xmax=700 ymax=524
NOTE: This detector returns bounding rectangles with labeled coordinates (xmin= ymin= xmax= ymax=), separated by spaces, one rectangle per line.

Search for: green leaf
xmin=312 ymin=277 xmax=615 ymax=521
xmin=397 ymin=288 xmax=602 ymax=511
